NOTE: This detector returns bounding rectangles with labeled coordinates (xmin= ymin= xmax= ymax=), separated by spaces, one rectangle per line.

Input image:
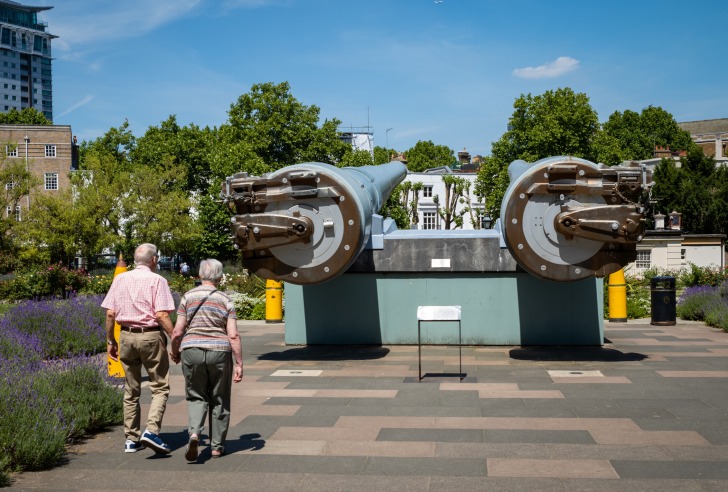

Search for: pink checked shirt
xmin=101 ymin=265 xmax=175 ymax=328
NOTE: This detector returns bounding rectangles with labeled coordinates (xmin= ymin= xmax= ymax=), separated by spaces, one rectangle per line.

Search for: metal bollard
xmin=265 ymin=279 xmax=283 ymax=323
xmin=108 ymin=255 xmax=127 ymax=378
xmin=608 ymin=269 xmax=627 ymax=322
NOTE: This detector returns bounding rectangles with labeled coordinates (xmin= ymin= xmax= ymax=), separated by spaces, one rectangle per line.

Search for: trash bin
xmin=650 ymin=276 xmax=676 ymax=326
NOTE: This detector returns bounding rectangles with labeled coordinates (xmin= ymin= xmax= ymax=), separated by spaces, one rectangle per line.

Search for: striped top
xmin=176 ymin=286 xmax=237 ymax=352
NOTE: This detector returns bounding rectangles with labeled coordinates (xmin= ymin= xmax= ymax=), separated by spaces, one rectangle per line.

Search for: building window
xmin=6 ymin=205 xmax=20 ymax=221
xmin=423 ymin=211 xmax=437 ymax=230
xmin=635 ymin=250 xmax=651 ymax=270
xmin=44 ymin=173 xmax=58 ymax=190
xmin=423 ymin=185 xmax=433 ymax=198
xmin=5 ymin=145 xmax=17 ymax=157
xmin=45 ymin=145 xmax=56 ymax=158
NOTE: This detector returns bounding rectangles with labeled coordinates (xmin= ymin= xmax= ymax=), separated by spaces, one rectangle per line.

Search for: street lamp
xmin=386 ymin=128 xmax=393 ymax=151
xmin=481 ymin=214 xmax=492 ymax=230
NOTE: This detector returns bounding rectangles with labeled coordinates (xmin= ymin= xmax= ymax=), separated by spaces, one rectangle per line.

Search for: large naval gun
xmin=222 ymin=157 xmax=651 ymax=346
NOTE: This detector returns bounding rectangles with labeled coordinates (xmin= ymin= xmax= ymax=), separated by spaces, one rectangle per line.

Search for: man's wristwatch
xmin=107 ymin=340 xmax=117 ymax=346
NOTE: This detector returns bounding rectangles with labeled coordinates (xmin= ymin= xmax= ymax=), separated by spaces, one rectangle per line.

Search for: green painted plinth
xmin=284 ymin=272 xmax=604 ymax=346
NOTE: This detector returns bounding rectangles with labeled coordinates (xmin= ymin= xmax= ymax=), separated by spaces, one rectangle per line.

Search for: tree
xmin=132 ymin=116 xmax=215 ymax=194
xmin=492 ymin=87 xmax=599 ymax=165
xmin=0 ymin=107 xmax=51 ymax=125
xmin=373 ymin=145 xmax=396 ymax=165
xmin=474 ymin=156 xmax=508 ymax=221
xmin=378 ymin=183 xmax=410 ymax=230
xmin=0 ymin=157 xmax=37 ymax=271
xmin=435 ymin=175 xmax=469 ymax=230
xmin=405 ymin=140 xmax=455 ymax=172
xmin=652 ymin=148 xmax=728 ymax=235
xmin=596 ymin=106 xmax=695 ymax=165
xmin=480 ymin=88 xmax=600 ymax=220
xmin=338 ymin=148 xmax=373 ymax=168
xmin=226 ymin=81 xmax=349 ymax=169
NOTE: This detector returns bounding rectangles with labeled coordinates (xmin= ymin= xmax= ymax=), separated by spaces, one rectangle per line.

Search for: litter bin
xmin=650 ymin=276 xmax=676 ymax=326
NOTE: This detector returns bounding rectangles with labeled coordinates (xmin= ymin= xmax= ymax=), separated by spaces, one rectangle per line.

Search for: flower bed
xmin=0 ymin=295 xmax=122 ymax=487
xmin=677 ymin=282 xmax=728 ymax=331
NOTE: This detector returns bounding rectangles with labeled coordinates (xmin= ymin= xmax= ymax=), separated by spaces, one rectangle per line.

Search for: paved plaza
xmin=11 ymin=318 xmax=728 ymax=491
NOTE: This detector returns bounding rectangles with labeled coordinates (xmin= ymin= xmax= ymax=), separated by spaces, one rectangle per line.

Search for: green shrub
xmin=79 ymin=273 xmax=113 ymax=295
xmin=0 ymin=264 xmax=91 ymax=301
xmin=0 ymin=293 xmax=122 ymax=485
xmin=165 ymin=272 xmax=196 ymax=295
xmin=250 ymin=301 xmax=267 ymax=320
xmin=220 ymin=272 xmax=265 ymax=297
xmin=0 ymin=358 xmax=122 ymax=480
xmin=228 ymin=292 xmax=265 ymax=320
xmin=679 ymin=263 xmax=728 ymax=288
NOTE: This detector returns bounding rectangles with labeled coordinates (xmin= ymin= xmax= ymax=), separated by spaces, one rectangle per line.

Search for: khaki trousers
xmin=119 ymin=330 xmax=170 ymax=441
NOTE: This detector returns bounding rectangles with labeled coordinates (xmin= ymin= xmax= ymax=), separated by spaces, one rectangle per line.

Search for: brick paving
xmin=10 ymin=318 xmax=728 ymax=491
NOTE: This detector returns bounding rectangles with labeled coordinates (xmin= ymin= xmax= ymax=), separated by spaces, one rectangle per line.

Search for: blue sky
xmin=34 ymin=0 xmax=728 ymax=156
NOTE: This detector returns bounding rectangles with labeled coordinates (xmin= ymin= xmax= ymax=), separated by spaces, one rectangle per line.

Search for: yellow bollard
xmin=608 ymin=268 xmax=628 ymax=322
xmin=108 ymin=254 xmax=128 ymax=378
xmin=265 ymin=279 xmax=283 ymax=323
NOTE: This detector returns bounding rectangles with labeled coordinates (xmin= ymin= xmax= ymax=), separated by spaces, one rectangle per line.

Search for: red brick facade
xmin=0 ymin=124 xmax=74 ymax=215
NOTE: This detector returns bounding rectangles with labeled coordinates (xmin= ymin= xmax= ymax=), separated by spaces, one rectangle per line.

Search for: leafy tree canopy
xmin=226 ymin=81 xmax=349 ymax=169
xmin=373 ymin=146 xmax=397 ymax=165
xmin=652 ymin=148 xmax=727 ymax=235
xmin=405 ymin=140 xmax=454 ymax=172
xmin=0 ymin=107 xmax=51 ymax=125
xmin=132 ymin=115 xmax=215 ymax=194
xmin=491 ymin=87 xmax=599 ymax=165
xmin=338 ymin=148 xmax=373 ymax=168
xmin=597 ymin=106 xmax=695 ymax=165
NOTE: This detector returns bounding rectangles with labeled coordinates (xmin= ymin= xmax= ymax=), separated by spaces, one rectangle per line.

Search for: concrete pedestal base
xmin=284 ymin=272 xmax=603 ymax=346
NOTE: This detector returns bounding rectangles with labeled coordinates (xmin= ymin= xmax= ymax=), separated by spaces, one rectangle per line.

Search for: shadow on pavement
xmin=509 ymin=346 xmax=647 ymax=362
xmin=257 ymin=345 xmax=390 ymax=361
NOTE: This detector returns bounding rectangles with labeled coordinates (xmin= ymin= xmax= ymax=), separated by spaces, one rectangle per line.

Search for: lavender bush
xmin=2 ymin=295 xmax=106 ymax=358
xmin=0 ymin=295 xmax=122 ymax=487
xmin=677 ymin=281 xmax=728 ymax=331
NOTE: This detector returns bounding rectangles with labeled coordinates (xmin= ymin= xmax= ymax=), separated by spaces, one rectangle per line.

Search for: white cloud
xmin=45 ymin=0 xmax=201 ymax=51
xmin=513 ymin=56 xmax=580 ymax=79
xmin=58 ymin=95 xmax=94 ymax=117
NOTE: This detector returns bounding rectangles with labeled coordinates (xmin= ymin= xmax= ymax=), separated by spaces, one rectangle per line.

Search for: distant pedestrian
xmin=170 ymin=258 xmax=243 ymax=462
xmin=102 ymin=243 xmax=175 ymax=455
xmin=180 ymin=262 xmax=190 ymax=276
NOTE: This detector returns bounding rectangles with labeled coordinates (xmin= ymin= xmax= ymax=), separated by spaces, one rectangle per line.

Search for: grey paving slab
xmin=611 ymin=460 xmax=728 ymax=479
xmin=377 ymin=428 xmax=485 ymax=443
xmin=363 ymin=457 xmax=487 ymax=477
xmin=483 ymin=429 xmax=596 ymax=445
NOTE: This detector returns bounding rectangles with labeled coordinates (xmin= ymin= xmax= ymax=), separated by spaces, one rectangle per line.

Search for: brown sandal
xmin=185 ymin=435 xmax=199 ymax=462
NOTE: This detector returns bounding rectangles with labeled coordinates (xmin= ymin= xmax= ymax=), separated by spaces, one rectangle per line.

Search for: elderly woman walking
xmin=170 ymin=259 xmax=243 ymax=462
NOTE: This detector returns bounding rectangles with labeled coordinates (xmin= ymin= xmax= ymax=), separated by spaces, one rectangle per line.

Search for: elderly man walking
xmin=102 ymin=243 xmax=176 ymax=454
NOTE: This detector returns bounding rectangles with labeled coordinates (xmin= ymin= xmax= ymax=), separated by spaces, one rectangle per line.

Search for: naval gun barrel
xmin=222 ymin=161 xmax=407 ymax=284
xmin=500 ymin=156 xmax=652 ymax=282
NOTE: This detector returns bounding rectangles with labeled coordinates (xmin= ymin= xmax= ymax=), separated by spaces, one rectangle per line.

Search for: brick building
xmin=678 ymin=118 xmax=728 ymax=165
xmin=1 ymin=123 xmax=77 ymax=219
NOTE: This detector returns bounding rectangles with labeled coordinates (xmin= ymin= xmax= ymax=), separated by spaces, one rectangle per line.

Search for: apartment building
xmin=0 ymin=1 xmax=54 ymax=121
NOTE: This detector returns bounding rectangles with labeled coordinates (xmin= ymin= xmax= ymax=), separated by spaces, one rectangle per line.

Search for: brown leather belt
xmin=120 ymin=326 xmax=160 ymax=333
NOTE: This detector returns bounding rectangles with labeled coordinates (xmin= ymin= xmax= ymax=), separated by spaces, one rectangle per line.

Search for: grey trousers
xmin=181 ymin=347 xmax=233 ymax=452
